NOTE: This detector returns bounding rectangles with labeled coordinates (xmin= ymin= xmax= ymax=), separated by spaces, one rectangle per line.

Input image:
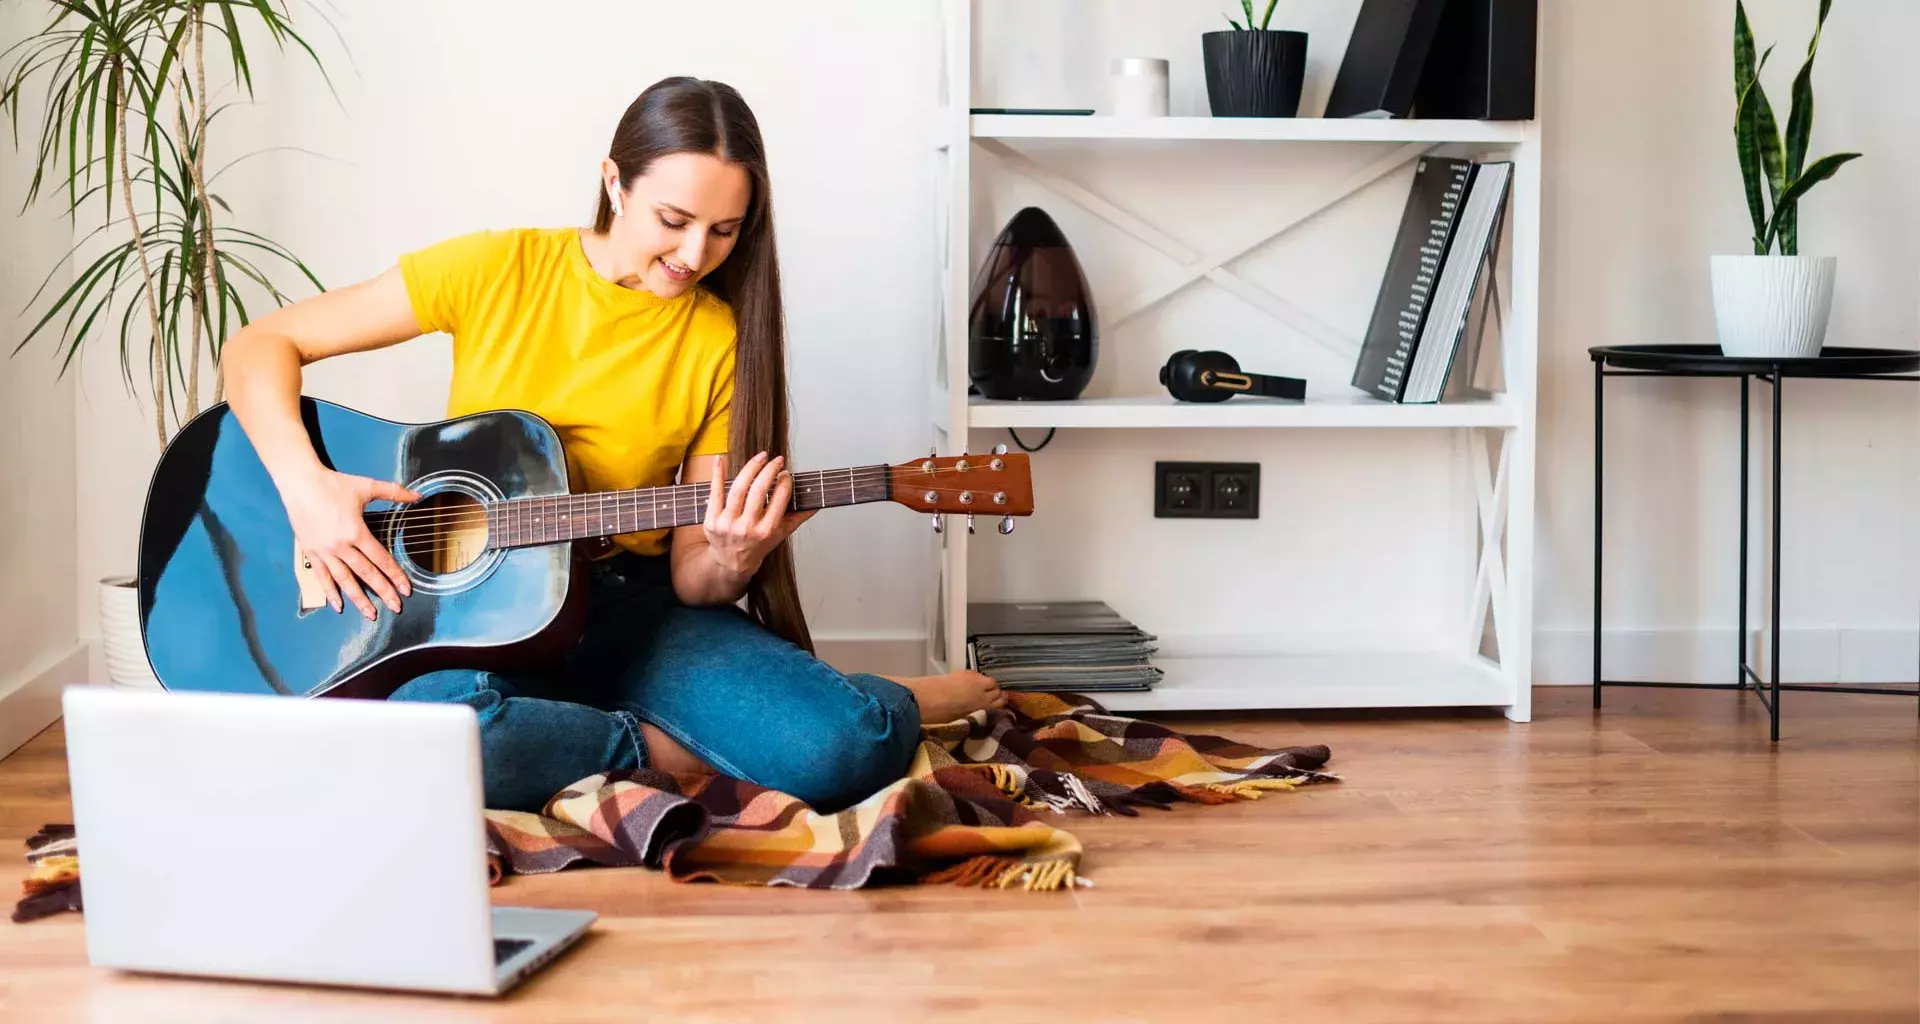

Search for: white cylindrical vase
xmin=99 ymin=575 xmax=161 ymax=689
xmin=1109 ymin=57 xmax=1169 ymax=117
xmin=1710 ymin=255 xmax=1836 ymax=359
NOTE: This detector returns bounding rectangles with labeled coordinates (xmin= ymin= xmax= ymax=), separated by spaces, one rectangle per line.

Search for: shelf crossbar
xmin=974 ymin=138 xmax=1384 ymax=361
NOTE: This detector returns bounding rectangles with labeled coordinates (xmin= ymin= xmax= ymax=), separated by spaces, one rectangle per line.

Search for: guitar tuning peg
xmin=966 ymin=513 xmax=976 ymax=535
xmin=930 ymin=514 xmax=942 ymax=534
xmin=998 ymin=516 xmax=1015 ymax=535
xmin=992 ymin=443 xmax=1008 ymax=456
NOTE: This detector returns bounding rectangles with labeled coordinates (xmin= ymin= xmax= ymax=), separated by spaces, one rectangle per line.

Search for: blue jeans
xmin=389 ymin=553 xmax=921 ymax=813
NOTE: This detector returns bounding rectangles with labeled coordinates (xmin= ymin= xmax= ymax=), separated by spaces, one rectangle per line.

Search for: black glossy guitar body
xmin=138 ymin=399 xmax=588 ymax=700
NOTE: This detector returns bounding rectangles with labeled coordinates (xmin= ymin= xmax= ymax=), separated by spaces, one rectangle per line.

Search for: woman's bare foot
xmin=638 ymin=722 xmax=715 ymax=776
xmin=886 ymin=670 xmax=1006 ymax=724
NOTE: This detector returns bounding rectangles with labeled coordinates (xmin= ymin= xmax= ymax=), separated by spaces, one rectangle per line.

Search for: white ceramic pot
xmin=1710 ymin=254 xmax=1836 ymax=359
xmin=1109 ymin=57 xmax=1170 ymax=117
xmin=98 ymin=575 xmax=161 ymax=689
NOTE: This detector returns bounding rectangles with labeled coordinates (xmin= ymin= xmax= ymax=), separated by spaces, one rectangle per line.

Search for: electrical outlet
xmin=1155 ymin=462 xmax=1212 ymax=518
xmin=1155 ymin=462 xmax=1259 ymax=519
xmin=1213 ymin=467 xmax=1258 ymax=517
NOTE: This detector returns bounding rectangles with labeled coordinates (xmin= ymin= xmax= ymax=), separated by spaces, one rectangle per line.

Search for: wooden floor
xmin=1 ymin=686 xmax=1915 ymax=1022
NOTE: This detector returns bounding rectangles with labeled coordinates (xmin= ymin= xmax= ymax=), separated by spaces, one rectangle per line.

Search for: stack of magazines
xmin=966 ymin=601 xmax=1161 ymax=693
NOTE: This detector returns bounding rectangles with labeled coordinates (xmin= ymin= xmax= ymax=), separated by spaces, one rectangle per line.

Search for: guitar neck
xmin=482 ymin=464 xmax=892 ymax=549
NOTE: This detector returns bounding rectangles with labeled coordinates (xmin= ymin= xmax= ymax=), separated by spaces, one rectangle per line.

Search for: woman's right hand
xmin=277 ymin=465 xmax=422 ymax=620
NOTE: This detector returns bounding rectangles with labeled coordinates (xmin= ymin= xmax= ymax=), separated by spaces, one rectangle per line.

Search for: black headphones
xmin=1159 ymin=350 xmax=1306 ymax=403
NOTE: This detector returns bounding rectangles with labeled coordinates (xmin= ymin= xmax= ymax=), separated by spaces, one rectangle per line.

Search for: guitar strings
xmin=357 ymin=469 xmax=891 ymax=553
xmin=358 ymin=470 xmax=1016 ymax=532
xmin=353 ymin=465 xmax=1025 ymax=561
xmin=362 ymin=476 xmax=1011 ymax=528
xmin=359 ymin=467 xmax=899 ymax=524
xmin=361 ymin=469 xmax=992 ymax=528
xmin=363 ymin=486 xmax=1014 ymax=540
xmin=357 ymin=462 xmax=1013 ymax=526
xmin=368 ymin=484 xmax=1017 ymax=556
xmin=361 ymin=487 xmax=893 ymax=534
xmin=363 ymin=478 xmax=1025 ymax=561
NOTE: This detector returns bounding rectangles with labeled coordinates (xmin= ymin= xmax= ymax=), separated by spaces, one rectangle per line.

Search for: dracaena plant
xmin=1225 ymin=0 xmax=1280 ymax=31
xmin=1733 ymin=0 xmax=1862 ymax=256
xmin=0 ymin=0 xmax=336 ymax=446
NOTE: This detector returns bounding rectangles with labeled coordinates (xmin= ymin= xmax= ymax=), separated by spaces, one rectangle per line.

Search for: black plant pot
xmin=1201 ymin=29 xmax=1308 ymax=118
xmin=968 ymin=207 xmax=1097 ymax=401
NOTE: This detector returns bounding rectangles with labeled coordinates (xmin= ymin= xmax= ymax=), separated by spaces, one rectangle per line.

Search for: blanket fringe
xmin=920 ymin=855 xmax=1015 ymax=887
xmin=23 ymin=855 xmax=79 ymax=893
xmin=1167 ymin=783 xmax=1245 ymax=805
xmin=975 ymin=764 xmax=1048 ymax=810
xmin=920 ymin=855 xmax=1078 ymax=892
xmin=1206 ymin=778 xmax=1307 ymax=799
xmin=1168 ymin=778 xmax=1307 ymax=804
xmin=1000 ymin=859 xmax=1076 ymax=892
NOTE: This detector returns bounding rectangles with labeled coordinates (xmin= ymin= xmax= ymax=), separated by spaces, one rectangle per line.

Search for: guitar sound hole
xmin=399 ymin=493 xmax=489 ymax=575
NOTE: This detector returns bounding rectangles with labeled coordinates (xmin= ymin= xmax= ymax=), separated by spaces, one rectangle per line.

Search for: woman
xmin=221 ymin=77 xmax=1003 ymax=814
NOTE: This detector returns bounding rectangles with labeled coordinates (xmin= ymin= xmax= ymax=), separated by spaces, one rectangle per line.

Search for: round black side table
xmin=1590 ymin=344 xmax=1920 ymax=740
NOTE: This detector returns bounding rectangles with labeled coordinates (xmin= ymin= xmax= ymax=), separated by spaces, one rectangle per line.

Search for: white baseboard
xmin=813 ymin=627 xmax=1918 ymax=689
xmin=1534 ymin=628 xmax=1919 ymax=686
xmin=0 ymin=641 xmax=89 ymax=759
xmin=811 ymin=631 xmax=927 ymax=678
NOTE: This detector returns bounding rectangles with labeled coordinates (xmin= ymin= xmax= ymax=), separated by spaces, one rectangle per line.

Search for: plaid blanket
xmin=13 ymin=825 xmax=79 ymax=923
xmin=14 ymin=692 xmax=1335 ymax=920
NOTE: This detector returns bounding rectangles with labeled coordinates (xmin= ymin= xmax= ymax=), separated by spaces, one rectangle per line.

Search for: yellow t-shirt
xmin=398 ymin=226 xmax=736 ymax=557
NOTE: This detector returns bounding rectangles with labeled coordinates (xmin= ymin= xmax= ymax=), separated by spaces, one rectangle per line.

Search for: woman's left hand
xmin=702 ymin=452 xmax=816 ymax=581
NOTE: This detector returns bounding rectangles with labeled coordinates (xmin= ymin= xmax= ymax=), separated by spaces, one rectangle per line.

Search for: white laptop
xmin=61 ymin=685 xmax=596 ymax=996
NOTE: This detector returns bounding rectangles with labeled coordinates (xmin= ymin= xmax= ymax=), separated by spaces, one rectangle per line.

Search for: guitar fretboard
xmin=481 ymin=465 xmax=892 ymax=549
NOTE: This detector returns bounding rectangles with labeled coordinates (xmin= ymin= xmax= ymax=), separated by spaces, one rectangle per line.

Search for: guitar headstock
xmin=890 ymin=449 xmax=1034 ymax=519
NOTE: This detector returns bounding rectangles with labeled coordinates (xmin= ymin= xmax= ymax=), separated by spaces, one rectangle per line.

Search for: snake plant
xmin=1734 ymin=0 xmax=1861 ymax=256
xmin=1225 ymin=0 xmax=1280 ymax=31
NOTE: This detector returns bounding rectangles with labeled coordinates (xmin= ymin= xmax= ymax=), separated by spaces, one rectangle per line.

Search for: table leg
xmin=1593 ymin=358 xmax=1604 ymax=708
xmin=1739 ymin=376 xmax=1749 ymax=690
xmin=1770 ymin=371 xmax=1783 ymax=742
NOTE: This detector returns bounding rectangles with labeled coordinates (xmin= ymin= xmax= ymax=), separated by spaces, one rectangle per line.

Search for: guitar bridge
xmin=293 ymin=543 xmax=329 ymax=612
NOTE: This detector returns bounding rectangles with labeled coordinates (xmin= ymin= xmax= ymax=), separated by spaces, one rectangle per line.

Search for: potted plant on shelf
xmin=1202 ymin=1 xmax=1309 ymax=118
xmin=1 ymin=0 xmax=331 ymax=688
xmin=1711 ymin=0 xmax=1862 ymax=359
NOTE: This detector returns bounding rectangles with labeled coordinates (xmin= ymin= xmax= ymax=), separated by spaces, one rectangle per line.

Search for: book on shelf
xmin=1351 ymin=156 xmax=1512 ymax=405
xmin=966 ymin=600 xmax=1162 ymax=694
xmin=1413 ymin=0 xmax=1538 ymax=120
xmin=1325 ymin=0 xmax=1449 ymax=120
xmin=1325 ymin=0 xmax=1537 ymax=122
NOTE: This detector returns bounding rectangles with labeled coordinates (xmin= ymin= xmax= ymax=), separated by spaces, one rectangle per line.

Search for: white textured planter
xmin=99 ymin=576 xmax=161 ymax=690
xmin=1710 ymin=254 xmax=1836 ymax=359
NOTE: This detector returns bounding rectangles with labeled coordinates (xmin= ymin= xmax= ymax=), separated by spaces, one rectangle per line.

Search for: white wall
xmin=43 ymin=0 xmax=1918 ymax=684
xmin=1533 ymin=0 xmax=1919 ymax=681
xmin=0 ymin=1 xmax=82 ymax=751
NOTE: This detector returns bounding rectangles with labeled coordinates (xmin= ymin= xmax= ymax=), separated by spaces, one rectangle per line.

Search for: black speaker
xmin=1414 ymin=0 xmax=1537 ymax=119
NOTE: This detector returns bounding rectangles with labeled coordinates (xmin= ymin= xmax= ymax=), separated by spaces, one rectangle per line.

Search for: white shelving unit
xmin=969 ymin=393 xmax=1521 ymax=430
xmin=928 ymin=2 xmax=1541 ymax=721
xmin=972 ymin=113 xmax=1528 ymax=145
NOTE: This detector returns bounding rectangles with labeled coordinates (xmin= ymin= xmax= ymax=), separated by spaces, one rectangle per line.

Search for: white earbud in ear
xmin=609 ymin=190 xmax=624 ymax=218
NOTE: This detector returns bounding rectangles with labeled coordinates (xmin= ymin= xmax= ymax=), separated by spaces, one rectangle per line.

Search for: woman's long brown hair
xmin=591 ymin=77 xmax=812 ymax=653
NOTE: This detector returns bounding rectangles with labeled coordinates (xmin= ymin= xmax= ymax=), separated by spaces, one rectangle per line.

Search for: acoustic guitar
xmin=136 ymin=399 xmax=1033 ymax=700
